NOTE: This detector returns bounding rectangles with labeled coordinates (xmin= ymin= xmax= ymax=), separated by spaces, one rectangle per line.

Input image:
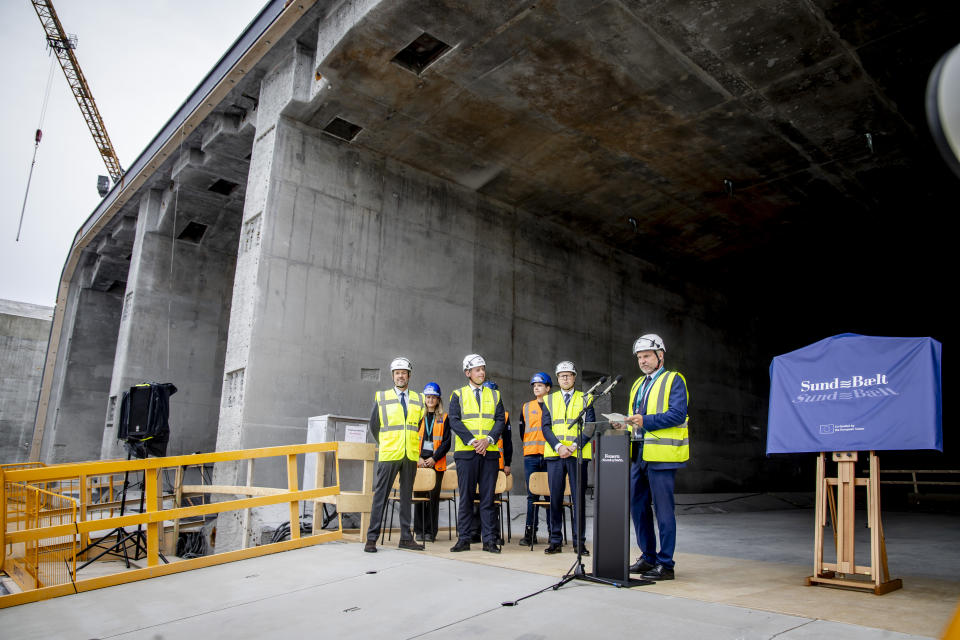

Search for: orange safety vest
xmin=521 ymin=399 xmax=546 ymax=456
xmin=498 ymin=411 xmax=509 ymax=470
xmin=418 ymin=412 xmax=447 ymax=472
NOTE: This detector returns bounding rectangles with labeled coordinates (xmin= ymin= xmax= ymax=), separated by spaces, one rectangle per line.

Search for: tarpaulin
xmin=766 ymin=334 xmax=942 ymax=454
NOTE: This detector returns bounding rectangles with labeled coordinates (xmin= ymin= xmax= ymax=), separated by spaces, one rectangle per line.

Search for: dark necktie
xmin=634 ymin=376 xmax=652 ymax=414
xmin=564 ymin=392 xmax=571 ymax=406
xmin=474 ymin=388 xmax=481 ymax=408
xmin=400 ymin=391 xmax=407 ymax=419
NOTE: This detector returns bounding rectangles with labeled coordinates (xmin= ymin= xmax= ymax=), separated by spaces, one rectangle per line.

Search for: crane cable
xmin=17 ymin=53 xmax=58 ymax=242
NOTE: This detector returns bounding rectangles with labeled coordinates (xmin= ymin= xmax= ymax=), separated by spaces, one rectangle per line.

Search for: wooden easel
xmin=807 ymin=451 xmax=902 ymax=595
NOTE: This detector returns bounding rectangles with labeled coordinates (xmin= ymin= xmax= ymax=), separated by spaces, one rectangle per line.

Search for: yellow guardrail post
xmin=1 ymin=468 xmax=6 ymax=570
xmin=286 ymin=454 xmax=300 ymax=541
xmin=145 ymin=467 xmax=160 ymax=566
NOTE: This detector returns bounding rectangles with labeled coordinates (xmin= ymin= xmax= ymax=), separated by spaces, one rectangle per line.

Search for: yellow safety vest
xmin=627 ymin=371 xmax=689 ymax=463
xmin=375 ymin=389 xmax=423 ymax=461
xmin=543 ymin=390 xmax=593 ymax=459
xmin=451 ymin=385 xmax=501 ymax=453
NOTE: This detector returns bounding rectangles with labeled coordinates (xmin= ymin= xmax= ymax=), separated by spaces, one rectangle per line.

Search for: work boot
xmin=519 ymin=526 xmax=534 ymax=546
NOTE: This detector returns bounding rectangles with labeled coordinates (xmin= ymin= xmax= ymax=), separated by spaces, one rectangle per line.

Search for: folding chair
xmin=438 ymin=468 xmax=458 ymax=540
xmin=527 ymin=471 xmax=573 ymax=550
xmin=383 ymin=468 xmax=437 ymax=544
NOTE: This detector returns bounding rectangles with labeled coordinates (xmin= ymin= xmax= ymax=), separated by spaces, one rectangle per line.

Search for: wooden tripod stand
xmin=807 ymin=451 xmax=902 ymax=595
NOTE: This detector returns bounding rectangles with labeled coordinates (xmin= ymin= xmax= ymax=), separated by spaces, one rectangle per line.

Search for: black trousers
xmin=366 ymin=458 xmax=416 ymax=543
xmin=546 ymin=456 xmax=589 ymax=545
xmin=455 ymin=454 xmax=499 ymax=544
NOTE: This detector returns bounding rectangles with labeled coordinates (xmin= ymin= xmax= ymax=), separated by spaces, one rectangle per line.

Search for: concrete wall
xmin=0 ymin=300 xmax=53 ymax=463
xmin=214 ymin=57 xmax=770 ymax=497
xmin=39 ymin=271 xmax=123 ymax=464
xmin=100 ymin=186 xmax=237 ymax=459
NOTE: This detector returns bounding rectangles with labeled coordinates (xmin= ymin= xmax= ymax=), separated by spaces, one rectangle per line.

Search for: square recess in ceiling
xmin=323 ymin=117 xmax=363 ymax=142
xmin=391 ymin=32 xmax=451 ymax=75
xmin=177 ymin=221 xmax=208 ymax=244
xmin=208 ymin=178 xmax=238 ymax=196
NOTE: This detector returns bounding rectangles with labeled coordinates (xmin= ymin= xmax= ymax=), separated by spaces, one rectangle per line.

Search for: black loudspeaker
xmin=126 ymin=384 xmax=152 ymax=438
xmin=117 ymin=382 xmax=177 ymax=458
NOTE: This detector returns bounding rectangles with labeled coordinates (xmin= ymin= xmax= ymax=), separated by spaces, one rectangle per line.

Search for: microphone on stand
xmin=584 ymin=375 xmax=608 ymax=396
xmin=597 ymin=374 xmax=623 ymax=396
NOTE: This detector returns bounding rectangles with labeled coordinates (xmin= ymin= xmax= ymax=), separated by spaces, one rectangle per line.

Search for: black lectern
xmin=592 ymin=428 xmax=632 ymax=583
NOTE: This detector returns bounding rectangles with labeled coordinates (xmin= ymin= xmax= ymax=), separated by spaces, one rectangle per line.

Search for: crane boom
xmin=29 ymin=0 xmax=124 ymax=183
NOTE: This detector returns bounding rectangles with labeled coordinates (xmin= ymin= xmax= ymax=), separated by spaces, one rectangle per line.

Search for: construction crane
xmin=29 ymin=0 xmax=124 ymax=188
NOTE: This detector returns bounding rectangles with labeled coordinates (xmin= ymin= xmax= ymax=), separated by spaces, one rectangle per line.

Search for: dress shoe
xmin=641 ymin=564 xmax=675 ymax=580
xmin=450 ymin=540 xmax=471 ymax=552
xmin=399 ymin=539 xmax=425 ymax=551
xmin=424 ymin=533 xmax=435 ymax=542
xmin=576 ymin=545 xmax=590 ymax=557
xmin=629 ymin=558 xmax=656 ymax=574
xmin=544 ymin=543 xmax=562 ymax=554
xmin=363 ymin=540 xmax=377 ymax=553
xmin=496 ymin=536 xmax=505 ymax=546
xmin=519 ymin=526 xmax=536 ymax=546
xmin=482 ymin=542 xmax=501 ymax=554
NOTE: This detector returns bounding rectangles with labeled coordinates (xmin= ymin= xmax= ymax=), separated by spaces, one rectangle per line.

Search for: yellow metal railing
xmin=1 ymin=442 xmax=355 ymax=608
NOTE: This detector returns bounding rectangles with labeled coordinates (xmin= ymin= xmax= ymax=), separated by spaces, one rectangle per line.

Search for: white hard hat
xmin=462 ymin=353 xmax=486 ymax=370
xmin=555 ymin=360 xmax=577 ymax=375
xmin=633 ymin=334 xmax=666 ymax=354
xmin=390 ymin=356 xmax=412 ymax=372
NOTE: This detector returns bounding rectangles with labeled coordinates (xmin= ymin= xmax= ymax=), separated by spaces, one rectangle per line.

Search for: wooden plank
xmin=813 ymin=453 xmax=824 ymax=578
xmin=315 ymin=492 xmax=373 ymax=512
xmin=181 ymin=484 xmax=285 ymax=497
xmin=337 ymin=442 xmax=376 ymax=461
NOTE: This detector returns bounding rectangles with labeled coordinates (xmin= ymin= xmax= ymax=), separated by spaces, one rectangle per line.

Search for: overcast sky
xmin=0 ymin=0 xmax=267 ymax=307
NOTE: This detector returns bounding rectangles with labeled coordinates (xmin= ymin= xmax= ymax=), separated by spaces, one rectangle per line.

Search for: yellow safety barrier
xmin=1 ymin=442 xmax=354 ymax=608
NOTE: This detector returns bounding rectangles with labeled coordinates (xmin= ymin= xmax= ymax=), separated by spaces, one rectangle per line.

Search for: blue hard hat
xmin=422 ymin=382 xmax=442 ymax=396
xmin=482 ymin=380 xmax=499 ymax=391
xmin=530 ymin=371 xmax=553 ymax=387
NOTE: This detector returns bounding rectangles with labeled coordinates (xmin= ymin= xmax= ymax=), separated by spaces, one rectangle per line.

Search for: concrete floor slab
xmin=2 ymin=505 xmax=957 ymax=639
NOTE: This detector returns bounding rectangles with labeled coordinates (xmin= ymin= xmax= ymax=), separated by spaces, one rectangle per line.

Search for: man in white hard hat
xmin=625 ymin=334 xmax=689 ymax=580
xmin=541 ymin=360 xmax=595 ymax=555
xmin=364 ymin=357 xmax=426 ymax=553
xmin=447 ymin=354 xmax=506 ymax=553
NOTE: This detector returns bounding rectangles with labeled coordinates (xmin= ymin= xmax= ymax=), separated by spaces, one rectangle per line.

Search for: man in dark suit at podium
xmin=625 ymin=334 xmax=689 ymax=581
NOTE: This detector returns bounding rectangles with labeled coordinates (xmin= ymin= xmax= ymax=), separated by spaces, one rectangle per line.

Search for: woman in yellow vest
xmin=447 ymin=354 xmax=506 ymax=553
xmin=541 ymin=361 xmax=595 ymax=556
xmin=364 ymin=357 xmax=426 ymax=553
xmin=624 ymin=334 xmax=689 ymax=581
xmin=414 ymin=382 xmax=450 ymax=542
xmin=519 ymin=371 xmax=552 ymax=546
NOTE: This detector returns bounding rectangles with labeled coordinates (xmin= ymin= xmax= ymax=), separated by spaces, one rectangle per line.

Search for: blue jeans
xmin=523 ymin=455 xmax=548 ymax=530
xmin=629 ymin=461 xmax=677 ymax=568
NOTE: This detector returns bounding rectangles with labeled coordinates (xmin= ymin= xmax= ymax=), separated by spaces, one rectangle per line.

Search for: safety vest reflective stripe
xmin=418 ymin=413 xmax=447 ymax=472
xmin=542 ymin=390 xmax=593 ymax=460
xmin=375 ymin=390 xmax=423 ymax=462
xmin=627 ymin=371 xmax=690 ymax=463
xmin=522 ymin=400 xmax=546 ymax=455
xmin=452 ymin=386 xmax=501 ymax=453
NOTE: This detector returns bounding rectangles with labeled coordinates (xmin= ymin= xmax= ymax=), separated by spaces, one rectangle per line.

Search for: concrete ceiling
xmin=302 ymin=0 xmax=956 ymax=291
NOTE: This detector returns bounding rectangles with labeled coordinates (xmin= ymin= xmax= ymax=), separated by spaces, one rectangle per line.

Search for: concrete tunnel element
xmin=30 ymin=1 xmax=955 ymax=550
